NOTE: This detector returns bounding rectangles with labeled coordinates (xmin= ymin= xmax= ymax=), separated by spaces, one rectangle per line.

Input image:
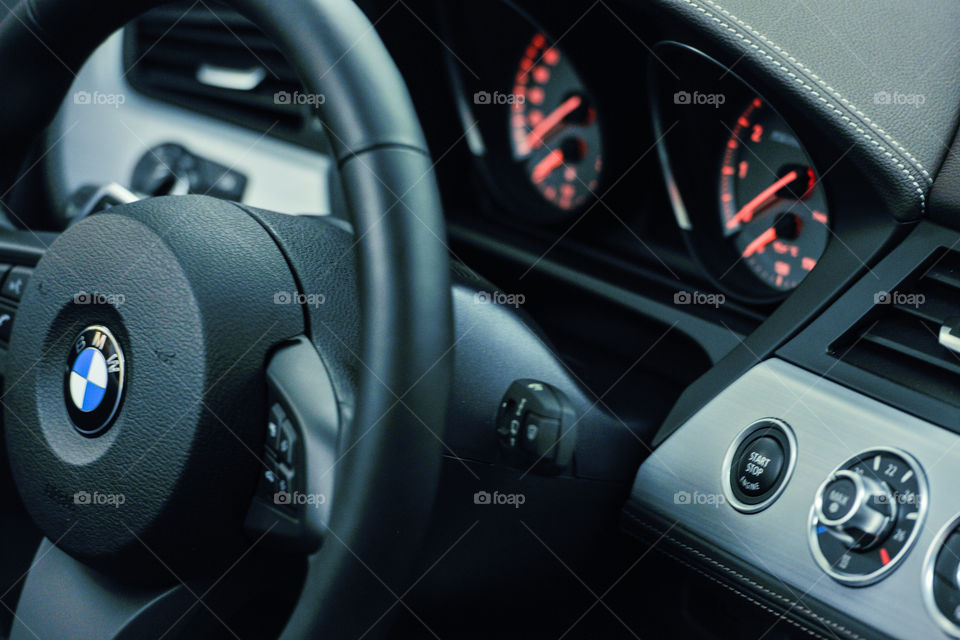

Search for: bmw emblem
xmin=65 ymin=325 xmax=125 ymax=436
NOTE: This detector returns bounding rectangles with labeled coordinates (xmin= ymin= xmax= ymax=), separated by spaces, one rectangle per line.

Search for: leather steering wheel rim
xmin=0 ymin=1 xmax=452 ymax=638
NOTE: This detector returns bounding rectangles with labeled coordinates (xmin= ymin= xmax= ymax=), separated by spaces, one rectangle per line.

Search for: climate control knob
xmin=809 ymin=448 xmax=926 ymax=586
xmin=814 ymin=470 xmax=895 ymax=550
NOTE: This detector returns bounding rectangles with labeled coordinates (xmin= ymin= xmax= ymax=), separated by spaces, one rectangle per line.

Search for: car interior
xmin=0 ymin=0 xmax=959 ymax=638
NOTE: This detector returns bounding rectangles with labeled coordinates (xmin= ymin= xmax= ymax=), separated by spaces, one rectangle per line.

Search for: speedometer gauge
xmin=509 ymin=33 xmax=602 ymax=212
xmin=719 ymin=98 xmax=830 ymax=292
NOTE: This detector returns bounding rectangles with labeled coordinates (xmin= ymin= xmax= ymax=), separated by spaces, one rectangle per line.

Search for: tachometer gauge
xmin=509 ymin=33 xmax=602 ymax=212
xmin=719 ymin=98 xmax=830 ymax=292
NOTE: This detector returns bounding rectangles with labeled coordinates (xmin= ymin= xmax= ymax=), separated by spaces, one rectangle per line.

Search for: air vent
xmin=829 ymin=248 xmax=960 ymax=406
xmin=124 ymin=1 xmax=323 ymax=148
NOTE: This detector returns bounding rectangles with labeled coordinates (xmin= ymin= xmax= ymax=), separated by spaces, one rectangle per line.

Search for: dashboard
xmin=17 ymin=0 xmax=960 ymax=638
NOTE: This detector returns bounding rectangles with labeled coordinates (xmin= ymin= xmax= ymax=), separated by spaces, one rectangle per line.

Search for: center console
xmin=626 ymin=358 xmax=960 ymax=639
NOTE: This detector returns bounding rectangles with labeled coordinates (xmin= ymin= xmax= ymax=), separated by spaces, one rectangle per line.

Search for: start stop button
xmin=733 ymin=436 xmax=784 ymax=497
xmin=723 ymin=419 xmax=796 ymax=513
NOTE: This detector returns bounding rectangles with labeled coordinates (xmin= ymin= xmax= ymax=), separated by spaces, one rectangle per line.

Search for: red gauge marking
xmin=532 ymin=33 xmax=546 ymax=48
xmin=812 ymin=211 xmax=829 ymax=224
xmin=751 ymin=124 xmax=764 ymax=143
xmin=531 ymin=149 xmax=565 ymax=184
xmin=528 ymin=87 xmax=545 ymax=105
xmin=533 ymin=66 xmax=550 ymax=84
xmin=742 ymin=227 xmax=777 ymax=257
xmin=543 ymin=48 xmax=560 ymax=65
xmin=727 ymin=170 xmax=799 ymax=229
xmin=738 ymin=161 xmax=749 ymax=179
xmin=880 ymin=548 xmax=891 ymax=565
xmin=520 ymin=94 xmax=582 ymax=154
xmin=802 ymin=257 xmax=817 ymax=271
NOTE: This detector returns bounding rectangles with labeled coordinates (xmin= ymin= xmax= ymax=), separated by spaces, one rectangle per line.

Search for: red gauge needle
xmin=531 ymin=149 xmax=565 ymax=184
xmin=522 ymin=95 xmax=582 ymax=155
xmin=742 ymin=227 xmax=778 ymax=257
xmin=726 ymin=170 xmax=798 ymax=229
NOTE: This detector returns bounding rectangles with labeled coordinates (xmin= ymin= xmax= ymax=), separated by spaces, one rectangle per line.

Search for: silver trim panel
xmin=47 ymin=30 xmax=332 ymax=219
xmin=630 ymin=358 xmax=960 ymax=639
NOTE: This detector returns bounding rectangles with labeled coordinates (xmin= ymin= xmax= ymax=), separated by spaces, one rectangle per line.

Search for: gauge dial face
xmin=509 ymin=33 xmax=602 ymax=212
xmin=719 ymin=98 xmax=829 ymax=292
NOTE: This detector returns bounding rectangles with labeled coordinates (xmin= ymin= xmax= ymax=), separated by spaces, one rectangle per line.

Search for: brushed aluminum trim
xmin=630 ymin=358 xmax=959 ymax=639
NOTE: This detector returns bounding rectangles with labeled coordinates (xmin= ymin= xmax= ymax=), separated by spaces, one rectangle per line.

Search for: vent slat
xmin=134 ymin=44 xmax=299 ymax=84
xmin=829 ymin=248 xmax=960 ymax=407
xmin=862 ymin=315 xmax=960 ymax=377
xmin=136 ymin=25 xmax=280 ymax=55
xmin=125 ymin=0 xmax=318 ymax=147
xmin=135 ymin=68 xmax=302 ymax=115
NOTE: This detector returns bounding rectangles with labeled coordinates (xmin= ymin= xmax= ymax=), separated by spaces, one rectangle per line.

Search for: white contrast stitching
xmin=625 ymin=512 xmax=866 ymax=640
xmin=658 ymin=548 xmax=831 ymax=639
xmin=678 ymin=0 xmax=929 ymax=216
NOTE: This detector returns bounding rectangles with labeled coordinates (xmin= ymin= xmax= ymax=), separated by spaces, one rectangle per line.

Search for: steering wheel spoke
xmin=10 ymin=540 xmax=193 ymax=640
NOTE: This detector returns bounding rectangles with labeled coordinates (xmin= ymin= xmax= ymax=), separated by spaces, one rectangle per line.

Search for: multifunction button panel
xmin=809 ymin=448 xmax=927 ymax=586
xmin=0 ymin=264 xmax=32 ymax=343
xmin=722 ymin=419 xmax=796 ymax=513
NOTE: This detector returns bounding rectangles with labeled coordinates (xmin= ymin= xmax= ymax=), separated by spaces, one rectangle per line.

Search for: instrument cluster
xmin=443 ymin=2 xmax=834 ymax=306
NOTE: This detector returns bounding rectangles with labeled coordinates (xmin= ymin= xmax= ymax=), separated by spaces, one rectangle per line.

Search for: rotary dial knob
xmin=809 ymin=449 xmax=926 ymax=586
xmin=815 ymin=470 xmax=895 ymax=550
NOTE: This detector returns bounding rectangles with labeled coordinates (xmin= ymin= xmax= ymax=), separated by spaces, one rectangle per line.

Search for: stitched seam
xmin=696 ymin=0 xmax=930 ymax=181
xmin=678 ymin=0 xmax=928 ymax=216
xmin=624 ymin=512 xmax=866 ymax=640
xmin=656 ymin=547 xmax=831 ymax=639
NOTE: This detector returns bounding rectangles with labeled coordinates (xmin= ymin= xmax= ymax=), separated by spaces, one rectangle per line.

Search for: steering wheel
xmin=0 ymin=0 xmax=452 ymax=638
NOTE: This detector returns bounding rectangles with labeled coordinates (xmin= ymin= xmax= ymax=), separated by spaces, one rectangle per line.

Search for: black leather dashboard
xmin=648 ymin=0 xmax=960 ymax=221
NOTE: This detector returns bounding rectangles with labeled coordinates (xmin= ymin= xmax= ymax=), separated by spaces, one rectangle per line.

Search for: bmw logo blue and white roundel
xmin=64 ymin=325 xmax=125 ymax=436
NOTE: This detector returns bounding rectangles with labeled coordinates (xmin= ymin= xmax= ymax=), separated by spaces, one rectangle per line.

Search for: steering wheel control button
xmin=277 ymin=419 xmax=298 ymax=466
xmin=809 ymin=448 xmax=927 ymax=586
xmin=732 ymin=435 xmax=784 ymax=498
xmin=63 ymin=325 xmax=125 ymax=437
xmin=922 ymin=515 xmax=960 ymax=637
xmin=722 ymin=419 xmax=796 ymax=513
xmin=0 ymin=307 xmax=14 ymax=343
xmin=0 ymin=265 xmax=31 ymax=301
xmin=268 ymin=403 xmax=286 ymax=450
xmin=495 ymin=379 xmax=575 ymax=474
